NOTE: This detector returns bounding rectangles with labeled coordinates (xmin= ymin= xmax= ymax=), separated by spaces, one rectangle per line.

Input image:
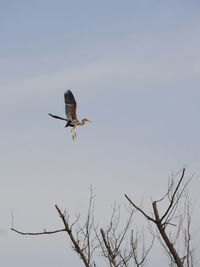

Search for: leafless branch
xmin=124 ymin=195 xmax=155 ymax=223
xmin=100 ymin=228 xmax=118 ymax=267
xmin=11 ymin=228 xmax=66 ymax=235
xmin=131 ymin=230 xmax=154 ymax=267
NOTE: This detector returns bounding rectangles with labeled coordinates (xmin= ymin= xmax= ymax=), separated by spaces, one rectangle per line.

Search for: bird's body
xmin=49 ymin=90 xmax=91 ymax=139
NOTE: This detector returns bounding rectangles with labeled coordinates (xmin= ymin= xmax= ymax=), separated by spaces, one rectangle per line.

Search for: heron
xmin=49 ymin=90 xmax=91 ymax=139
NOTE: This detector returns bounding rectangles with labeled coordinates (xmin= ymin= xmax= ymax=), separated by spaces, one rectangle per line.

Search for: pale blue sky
xmin=1 ymin=1 xmax=200 ymax=266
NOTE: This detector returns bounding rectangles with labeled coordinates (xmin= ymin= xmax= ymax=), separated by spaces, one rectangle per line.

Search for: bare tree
xmin=11 ymin=168 xmax=196 ymax=267
xmin=125 ymin=168 xmax=195 ymax=267
xmin=11 ymin=192 xmax=152 ymax=266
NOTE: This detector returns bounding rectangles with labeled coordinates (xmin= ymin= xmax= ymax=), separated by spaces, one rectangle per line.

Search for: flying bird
xmin=49 ymin=90 xmax=91 ymax=139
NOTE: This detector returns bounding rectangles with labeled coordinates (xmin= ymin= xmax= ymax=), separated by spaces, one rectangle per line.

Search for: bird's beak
xmin=86 ymin=119 xmax=91 ymax=122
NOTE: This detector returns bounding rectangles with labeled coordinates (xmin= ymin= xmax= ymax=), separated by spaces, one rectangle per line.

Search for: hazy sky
xmin=1 ymin=1 xmax=200 ymax=266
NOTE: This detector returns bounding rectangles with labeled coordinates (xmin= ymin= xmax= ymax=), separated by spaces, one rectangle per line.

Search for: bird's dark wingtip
xmin=65 ymin=90 xmax=72 ymax=95
xmin=64 ymin=90 xmax=76 ymax=104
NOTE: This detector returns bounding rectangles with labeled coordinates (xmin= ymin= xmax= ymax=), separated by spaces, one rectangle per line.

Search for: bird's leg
xmin=72 ymin=131 xmax=77 ymax=140
xmin=71 ymin=122 xmax=78 ymax=133
xmin=71 ymin=122 xmax=78 ymax=140
xmin=48 ymin=114 xmax=67 ymax=121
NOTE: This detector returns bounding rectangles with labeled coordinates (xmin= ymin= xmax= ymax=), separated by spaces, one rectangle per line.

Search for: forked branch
xmin=125 ymin=168 xmax=193 ymax=267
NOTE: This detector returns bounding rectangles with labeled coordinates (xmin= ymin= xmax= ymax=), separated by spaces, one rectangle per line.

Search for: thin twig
xmin=160 ymin=168 xmax=185 ymax=222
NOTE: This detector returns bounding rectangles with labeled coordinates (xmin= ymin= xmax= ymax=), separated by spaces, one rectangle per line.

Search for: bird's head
xmin=82 ymin=119 xmax=91 ymax=123
xmin=78 ymin=119 xmax=91 ymax=126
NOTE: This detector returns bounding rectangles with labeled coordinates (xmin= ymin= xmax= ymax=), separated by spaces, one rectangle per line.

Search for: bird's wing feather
xmin=64 ymin=90 xmax=77 ymax=121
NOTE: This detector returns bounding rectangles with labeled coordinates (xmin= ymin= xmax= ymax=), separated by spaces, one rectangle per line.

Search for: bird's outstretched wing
xmin=64 ymin=90 xmax=77 ymax=121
